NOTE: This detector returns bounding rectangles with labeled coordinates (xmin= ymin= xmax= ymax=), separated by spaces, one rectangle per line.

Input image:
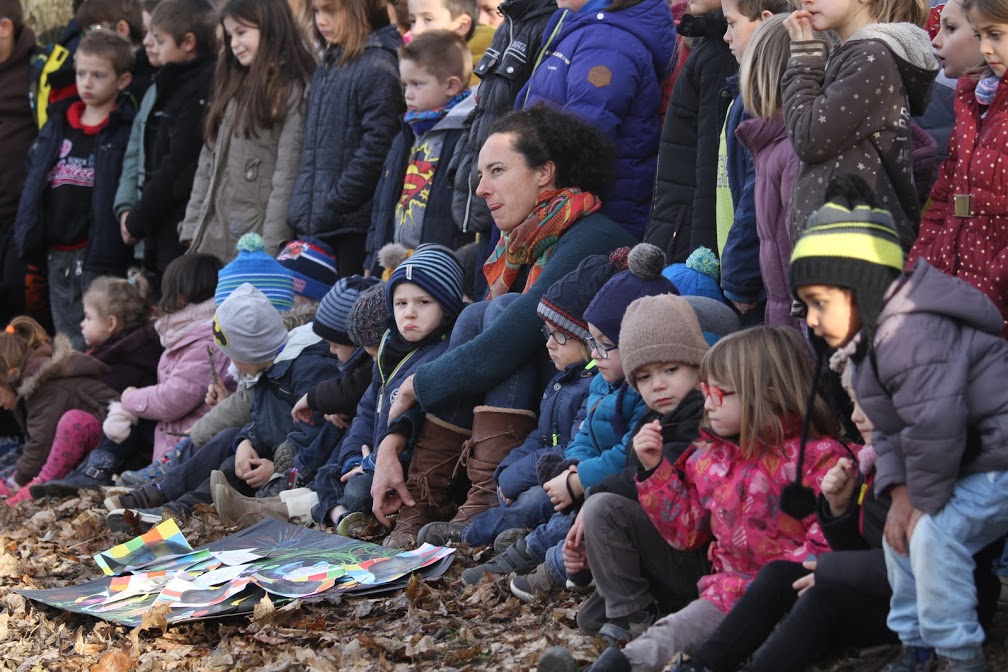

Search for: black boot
xmin=31 ymin=449 xmax=122 ymax=498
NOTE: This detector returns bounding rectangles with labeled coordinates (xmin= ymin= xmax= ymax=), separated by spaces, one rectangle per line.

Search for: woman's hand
xmin=291 ymin=393 xmax=314 ymax=424
xmin=371 ymin=434 xmax=413 ymax=526
xmin=562 ymin=508 xmax=588 ymax=575
xmin=821 ymin=457 xmax=858 ymax=517
xmin=543 ymin=466 xmax=583 ymax=512
xmin=387 ymin=375 xmax=417 ymax=421
xmin=792 ymin=560 xmax=816 ymax=596
xmin=341 ymin=445 xmax=371 ymax=483
xmin=785 ymin=10 xmax=814 ymax=41
xmin=633 ymin=420 xmax=664 ymax=471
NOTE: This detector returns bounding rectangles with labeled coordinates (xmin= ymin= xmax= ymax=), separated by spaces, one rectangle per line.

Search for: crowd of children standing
xmin=0 ymin=0 xmax=1006 ymax=668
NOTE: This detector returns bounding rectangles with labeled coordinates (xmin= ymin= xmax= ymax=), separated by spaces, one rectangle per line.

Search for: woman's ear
xmin=536 ymin=160 xmax=557 ymax=189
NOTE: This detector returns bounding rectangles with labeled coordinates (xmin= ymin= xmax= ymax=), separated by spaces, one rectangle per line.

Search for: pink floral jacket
xmin=636 ymin=422 xmax=848 ymax=613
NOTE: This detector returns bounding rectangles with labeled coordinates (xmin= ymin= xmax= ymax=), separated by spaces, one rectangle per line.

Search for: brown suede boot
xmin=451 ymin=405 xmax=537 ymax=524
xmin=383 ymin=414 xmax=471 ymax=549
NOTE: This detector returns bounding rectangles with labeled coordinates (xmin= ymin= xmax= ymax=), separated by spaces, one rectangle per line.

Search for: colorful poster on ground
xmin=19 ymin=519 xmax=454 ymax=627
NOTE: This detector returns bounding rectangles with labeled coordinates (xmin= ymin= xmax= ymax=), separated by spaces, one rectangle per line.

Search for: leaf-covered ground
xmin=0 ymin=492 xmax=1004 ymax=671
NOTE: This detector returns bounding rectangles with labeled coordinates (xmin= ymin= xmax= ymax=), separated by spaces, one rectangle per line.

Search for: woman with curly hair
xmin=370 ymin=104 xmax=637 ymax=547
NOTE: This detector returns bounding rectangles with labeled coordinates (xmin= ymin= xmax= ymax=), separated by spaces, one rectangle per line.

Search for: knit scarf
xmin=483 ymin=188 xmax=601 ymax=299
xmin=403 ymin=89 xmax=471 ymax=136
xmin=976 ymin=71 xmax=1000 ymax=106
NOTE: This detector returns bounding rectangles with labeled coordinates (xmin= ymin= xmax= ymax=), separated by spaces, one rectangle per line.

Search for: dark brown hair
xmin=77 ymin=0 xmax=144 ymax=43
xmin=399 ymin=29 xmax=471 ymax=83
xmin=0 ymin=0 xmax=25 ymax=34
xmin=441 ymin=0 xmax=477 ymax=39
xmin=76 ymin=28 xmax=137 ymax=74
xmin=204 ymin=0 xmax=316 ymax=143
xmin=149 ymin=0 xmax=217 ymax=56
xmin=158 ymin=253 xmax=222 ymax=314
xmin=962 ymin=0 xmax=1008 ymax=23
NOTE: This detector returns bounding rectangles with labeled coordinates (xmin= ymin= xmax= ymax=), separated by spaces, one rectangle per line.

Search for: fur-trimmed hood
xmin=16 ymin=334 xmax=110 ymax=401
xmin=850 ymin=22 xmax=939 ymax=115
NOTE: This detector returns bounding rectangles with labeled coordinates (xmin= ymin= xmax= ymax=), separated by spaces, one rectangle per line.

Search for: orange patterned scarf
xmin=483 ymin=189 xmax=601 ymax=299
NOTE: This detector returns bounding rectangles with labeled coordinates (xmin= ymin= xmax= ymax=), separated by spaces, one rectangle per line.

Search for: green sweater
xmin=413 ymin=212 xmax=637 ymax=412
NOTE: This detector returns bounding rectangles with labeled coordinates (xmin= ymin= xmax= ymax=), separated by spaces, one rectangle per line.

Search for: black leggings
xmin=692 ymin=560 xmax=895 ymax=672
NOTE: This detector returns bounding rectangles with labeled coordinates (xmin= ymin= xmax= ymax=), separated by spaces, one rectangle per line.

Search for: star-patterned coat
xmin=907 ymin=76 xmax=1008 ymax=336
xmin=782 ymin=23 xmax=938 ymax=252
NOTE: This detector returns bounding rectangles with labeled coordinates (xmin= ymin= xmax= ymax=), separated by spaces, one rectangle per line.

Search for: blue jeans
xmin=295 ymin=421 xmax=346 ymax=482
xmin=462 ymin=484 xmax=554 ymax=546
xmin=432 ymin=294 xmax=543 ymax=428
xmin=884 ymin=470 xmax=1008 ymax=661
xmin=998 ymin=540 xmax=1008 ymax=577
xmin=524 ymin=509 xmax=575 ymax=582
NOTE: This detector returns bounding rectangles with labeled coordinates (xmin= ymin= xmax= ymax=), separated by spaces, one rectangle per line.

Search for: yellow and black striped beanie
xmin=790 ymin=179 xmax=904 ymax=333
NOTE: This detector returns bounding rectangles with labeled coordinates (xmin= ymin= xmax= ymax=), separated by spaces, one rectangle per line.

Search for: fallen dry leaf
xmin=89 ymin=648 xmax=134 ymax=672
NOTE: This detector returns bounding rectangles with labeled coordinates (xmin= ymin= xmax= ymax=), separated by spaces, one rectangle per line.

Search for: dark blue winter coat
xmin=234 ymin=336 xmax=344 ymax=461
xmin=517 ymin=0 xmax=676 ymax=239
xmin=720 ymin=83 xmax=764 ymax=306
xmin=287 ymin=25 xmax=404 ymax=247
xmin=495 ymin=359 xmax=596 ymax=500
xmin=14 ymin=98 xmax=135 ymax=274
xmin=333 ymin=329 xmax=451 ymax=476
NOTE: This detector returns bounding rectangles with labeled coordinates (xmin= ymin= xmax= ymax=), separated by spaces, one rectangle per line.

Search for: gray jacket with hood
xmin=783 ymin=23 xmax=939 ymax=251
xmin=846 ymin=260 xmax=1008 ymax=515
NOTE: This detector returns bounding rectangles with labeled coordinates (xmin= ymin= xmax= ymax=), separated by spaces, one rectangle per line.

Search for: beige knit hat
xmin=620 ymin=294 xmax=709 ymax=388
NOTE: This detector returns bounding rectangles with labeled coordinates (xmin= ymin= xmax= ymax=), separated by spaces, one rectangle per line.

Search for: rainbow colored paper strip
xmin=93 ymin=520 xmax=195 ymax=576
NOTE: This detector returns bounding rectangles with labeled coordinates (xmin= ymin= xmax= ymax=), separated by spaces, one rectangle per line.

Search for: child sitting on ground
xmin=539 ymin=326 xmax=848 ymax=672
xmin=365 ymin=31 xmax=474 ymax=274
xmin=790 ymin=174 xmax=1008 ymax=672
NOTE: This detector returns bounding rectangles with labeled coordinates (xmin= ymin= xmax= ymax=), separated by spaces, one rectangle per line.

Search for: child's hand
xmin=291 ymin=393 xmax=314 ymax=425
xmin=792 ymin=560 xmax=816 ymax=596
xmin=543 ymin=466 xmax=582 ymax=511
xmin=243 ymin=458 xmax=275 ymax=489
xmin=821 ymin=457 xmax=858 ymax=516
xmin=562 ymin=509 xmax=588 ymax=575
xmin=325 ymin=413 xmax=350 ymax=429
xmin=884 ymin=485 xmax=924 ymax=555
xmin=785 ymin=10 xmax=814 ymax=41
xmin=341 ymin=445 xmax=370 ymax=483
xmin=633 ymin=419 xmax=664 ymax=471
xmin=205 ymin=381 xmax=229 ymax=407
xmin=498 ymin=485 xmax=513 ymax=506
xmin=120 ymin=216 xmax=137 ymax=245
xmin=234 ymin=440 xmax=258 ymax=480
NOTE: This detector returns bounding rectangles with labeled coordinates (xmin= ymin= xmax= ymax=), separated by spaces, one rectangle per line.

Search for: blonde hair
xmin=699 ymin=326 xmax=838 ymax=457
xmin=0 ymin=317 xmax=51 ymax=387
xmin=869 ymin=0 xmax=929 ymax=26
xmin=84 ymin=270 xmax=154 ymax=335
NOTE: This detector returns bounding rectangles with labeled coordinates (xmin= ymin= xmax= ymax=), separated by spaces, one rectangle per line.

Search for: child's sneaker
xmin=493 ymin=527 xmax=530 ymax=554
xmin=116 ymin=459 xmax=169 ymax=487
xmin=598 ymin=601 xmax=659 ymax=645
xmin=416 ymin=521 xmax=466 ymax=546
xmin=106 ymin=507 xmax=165 ymax=535
xmin=460 ymin=536 xmax=538 ymax=585
xmin=934 ymin=655 xmax=990 ymax=672
xmin=104 ymin=482 xmax=166 ymax=513
xmin=509 ymin=562 xmax=558 ymax=602
xmin=336 ymin=511 xmax=380 ymax=538
xmin=881 ymin=647 xmax=937 ymax=672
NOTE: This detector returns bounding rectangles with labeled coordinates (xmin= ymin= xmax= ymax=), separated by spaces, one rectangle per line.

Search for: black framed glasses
xmin=586 ymin=335 xmax=618 ymax=360
xmin=541 ymin=325 xmax=571 ymax=345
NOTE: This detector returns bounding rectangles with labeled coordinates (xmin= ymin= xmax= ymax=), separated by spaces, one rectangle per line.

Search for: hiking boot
xmin=416 ymin=521 xmax=466 ymax=546
xmin=104 ymin=482 xmax=166 ymax=513
xmin=451 ymin=406 xmax=536 ymax=524
xmin=509 ymin=562 xmax=558 ymax=602
xmin=934 ymin=655 xmax=990 ymax=672
xmin=107 ymin=507 xmax=166 ymax=535
xmin=598 ymin=601 xmax=659 ymax=645
xmin=880 ymin=647 xmax=938 ymax=672
xmin=493 ymin=527 xmax=530 ymax=554
xmin=537 ymin=647 xmax=579 ymax=672
xmin=336 ymin=511 xmax=380 ymax=538
xmin=384 ymin=414 xmax=471 ymax=548
xmin=212 ymin=472 xmax=288 ymax=528
xmin=33 ymin=449 xmax=121 ymax=497
xmin=461 ymin=536 xmax=539 ymax=585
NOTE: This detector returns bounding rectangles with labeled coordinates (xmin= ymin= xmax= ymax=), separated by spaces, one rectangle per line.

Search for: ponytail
xmin=0 ymin=317 xmax=50 ymax=385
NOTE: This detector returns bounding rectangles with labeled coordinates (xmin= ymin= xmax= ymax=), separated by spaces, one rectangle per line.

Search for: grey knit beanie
xmin=213 ymin=283 xmax=289 ymax=364
xmin=619 ymin=294 xmax=709 ymax=388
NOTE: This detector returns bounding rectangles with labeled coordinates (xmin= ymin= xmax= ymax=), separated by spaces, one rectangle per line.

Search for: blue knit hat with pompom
xmin=215 ymin=233 xmax=295 ymax=311
xmin=662 ymin=247 xmax=724 ymax=302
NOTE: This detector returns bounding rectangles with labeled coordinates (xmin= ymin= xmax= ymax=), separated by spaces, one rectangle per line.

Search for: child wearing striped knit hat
xmin=215 ymin=233 xmax=295 ymax=311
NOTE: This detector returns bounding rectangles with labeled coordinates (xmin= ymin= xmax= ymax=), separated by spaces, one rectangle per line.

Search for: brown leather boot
xmin=383 ymin=414 xmax=471 ymax=549
xmin=452 ymin=405 xmax=537 ymax=524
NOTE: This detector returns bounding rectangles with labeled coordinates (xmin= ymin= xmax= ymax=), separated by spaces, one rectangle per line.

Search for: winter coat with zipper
xmin=494 ymin=359 xmax=596 ymax=500
xmin=636 ymin=419 xmax=846 ymax=613
xmin=181 ymin=86 xmax=308 ymax=261
xmin=845 ymin=260 xmax=1008 ymax=515
xmin=517 ymin=0 xmax=676 ymax=239
xmin=782 ymin=24 xmax=939 ymax=252
xmin=907 ymin=76 xmax=1008 ymax=335
xmin=234 ymin=326 xmax=343 ymax=461
xmin=286 ymin=26 xmax=404 ymax=246
xmin=735 ymin=114 xmax=802 ymax=330
xmin=643 ymin=12 xmax=737 ymax=264
xmin=592 ymin=387 xmax=703 ymax=501
xmin=720 ymin=83 xmax=763 ymax=306
xmin=124 ymin=54 xmax=215 ymax=274
xmin=334 ymin=328 xmax=451 ymax=476
xmin=12 ymin=334 xmax=119 ymax=484
xmin=451 ymin=0 xmax=558 ymax=237
xmin=562 ymin=372 xmax=648 ymax=489
xmin=306 ymin=346 xmax=375 ymax=417
xmin=118 ymin=298 xmax=233 ymax=462
xmin=113 ymin=83 xmax=156 ymax=218
xmin=364 ymin=103 xmax=469 ymax=272
xmin=14 ymin=98 xmax=136 ymax=274
xmin=0 ymin=25 xmax=36 ymax=230
xmin=89 ymin=321 xmax=163 ymax=393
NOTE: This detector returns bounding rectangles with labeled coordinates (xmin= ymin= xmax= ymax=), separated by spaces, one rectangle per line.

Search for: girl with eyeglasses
xmin=540 ymin=326 xmax=850 ymax=672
